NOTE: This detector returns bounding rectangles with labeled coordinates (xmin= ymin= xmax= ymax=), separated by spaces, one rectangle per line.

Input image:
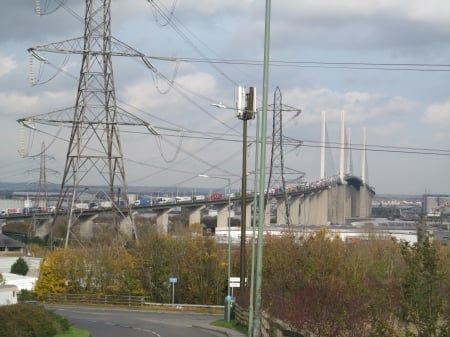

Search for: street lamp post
xmin=198 ymin=174 xmax=232 ymax=321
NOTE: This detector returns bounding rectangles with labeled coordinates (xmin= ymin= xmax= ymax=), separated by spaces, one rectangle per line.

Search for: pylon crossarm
xmin=28 ymin=37 xmax=85 ymax=55
xmin=18 ymin=107 xmax=76 ymax=127
xmin=28 ymin=36 xmax=167 ymax=62
xmin=18 ymin=106 xmax=159 ymax=130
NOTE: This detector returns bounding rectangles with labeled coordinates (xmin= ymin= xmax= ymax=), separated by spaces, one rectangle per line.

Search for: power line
xmin=148 ymin=56 xmax=450 ymax=72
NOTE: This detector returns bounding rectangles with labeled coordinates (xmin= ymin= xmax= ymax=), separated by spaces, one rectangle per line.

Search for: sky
xmin=1 ymin=0 xmax=450 ymax=196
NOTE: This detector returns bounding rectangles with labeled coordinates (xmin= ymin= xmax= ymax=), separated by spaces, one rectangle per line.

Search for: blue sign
xmin=169 ymin=277 xmax=177 ymax=283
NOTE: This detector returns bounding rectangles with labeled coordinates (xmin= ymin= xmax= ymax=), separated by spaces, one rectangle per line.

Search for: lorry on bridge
xmin=134 ymin=199 xmax=151 ymax=206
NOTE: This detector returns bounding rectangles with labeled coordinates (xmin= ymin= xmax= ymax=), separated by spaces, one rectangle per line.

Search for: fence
xmin=235 ymin=303 xmax=311 ymax=337
xmin=42 ymin=293 xmax=223 ymax=313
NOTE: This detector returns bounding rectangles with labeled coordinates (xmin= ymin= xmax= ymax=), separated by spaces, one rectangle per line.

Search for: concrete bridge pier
xmin=348 ymin=185 xmax=359 ymax=218
xmin=289 ymin=196 xmax=300 ymax=225
xmin=316 ymin=189 xmax=329 ymax=226
xmin=299 ymin=190 xmax=329 ymax=226
xmin=79 ymin=214 xmax=99 ymax=239
xmin=244 ymin=201 xmax=252 ymax=228
xmin=155 ymin=208 xmax=171 ymax=233
xmin=216 ymin=204 xmax=230 ymax=228
xmin=264 ymin=199 xmax=272 ymax=225
xmin=187 ymin=205 xmax=205 ymax=228
xmin=119 ymin=213 xmax=137 ymax=238
xmin=34 ymin=218 xmax=53 ymax=238
xmin=276 ymin=198 xmax=287 ymax=225
xmin=359 ymin=184 xmax=372 ymax=218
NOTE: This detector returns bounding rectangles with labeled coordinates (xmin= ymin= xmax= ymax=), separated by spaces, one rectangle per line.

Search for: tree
xmin=252 ymin=229 xmax=405 ymax=337
xmin=10 ymin=257 xmax=29 ymax=276
xmin=398 ymin=224 xmax=450 ymax=337
xmin=34 ymin=249 xmax=67 ymax=298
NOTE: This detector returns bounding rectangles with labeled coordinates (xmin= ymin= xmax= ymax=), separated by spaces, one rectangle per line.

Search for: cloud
xmin=0 ymin=90 xmax=75 ymax=117
xmin=0 ymin=56 xmax=17 ymax=78
xmin=123 ymin=71 xmax=218 ymax=111
xmin=283 ymin=86 xmax=416 ymax=127
xmin=174 ymin=0 xmax=253 ymax=15
xmin=424 ymin=100 xmax=450 ymax=127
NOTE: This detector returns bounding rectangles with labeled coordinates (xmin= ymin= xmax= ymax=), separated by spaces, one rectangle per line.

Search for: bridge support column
xmin=187 ymin=205 xmax=205 ymax=228
xmin=316 ymin=189 xmax=329 ymax=226
xmin=359 ymin=185 xmax=371 ymax=218
xmin=246 ymin=202 xmax=252 ymax=228
xmin=265 ymin=198 xmax=275 ymax=225
xmin=119 ymin=213 xmax=136 ymax=238
xmin=290 ymin=196 xmax=300 ymax=225
xmin=156 ymin=209 xmax=171 ymax=233
xmin=299 ymin=194 xmax=308 ymax=225
xmin=79 ymin=214 xmax=99 ymax=240
xmin=331 ymin=184 xmax=346 ymax=225
xmin=348 ymin=185 xmax=359 ymax=218
xmin=216 ymin=204 xmax=230 ymax=228
xmin=35 ymin=218 xmax=53 ymax=238
xmin=276 ymin=199 xmax=287 ymax=224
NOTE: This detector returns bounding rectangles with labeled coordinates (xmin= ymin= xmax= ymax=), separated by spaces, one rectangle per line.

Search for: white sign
xmin=229 ymin=277 xmax=240 ymax=288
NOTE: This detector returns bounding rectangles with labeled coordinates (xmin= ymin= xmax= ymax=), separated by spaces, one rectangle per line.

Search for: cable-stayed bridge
xmin=6 ymin=0 xmax=374 ymax=244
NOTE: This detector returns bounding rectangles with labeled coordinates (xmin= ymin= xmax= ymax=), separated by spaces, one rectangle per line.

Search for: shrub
xmin=0 ymin=303 xmax=70 ymax=337
xmin=18 ymin=289 xmax=38 ymax=302
xmin=10 ymin=257 xmax=29 ymax=276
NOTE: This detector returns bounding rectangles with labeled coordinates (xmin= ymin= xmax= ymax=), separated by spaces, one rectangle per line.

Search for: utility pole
xmin=253 ymin=0 xmax=271 ymax=334
xmin=236 ymin=86 xmax=256 ymax=289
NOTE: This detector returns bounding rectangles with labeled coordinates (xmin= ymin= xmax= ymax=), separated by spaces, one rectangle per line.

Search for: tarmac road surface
xmin=49 ymin=305 xmax=246 ymax=337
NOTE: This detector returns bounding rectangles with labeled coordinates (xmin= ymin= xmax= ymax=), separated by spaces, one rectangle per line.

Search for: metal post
xmin=240 ymin=118 xmax=248 ymax=289
xmin=248 ymin=109 xmax=261 ymax=336
xmin=253 ymin=0 xmax=271 ymax=335
xmin=172 ymin=282 xmax=175 ymax=305
xmin=226 ymin=179 xmax=232 ymax=321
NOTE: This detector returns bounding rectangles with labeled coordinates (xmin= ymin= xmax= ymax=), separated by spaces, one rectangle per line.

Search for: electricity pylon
xmin=265 ymin=87 xmax=303 ymax=227
xmin=18 ymin=0 xmax=160 ymax=247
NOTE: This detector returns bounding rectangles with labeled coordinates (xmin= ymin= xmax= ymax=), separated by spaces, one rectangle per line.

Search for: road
xmin=49 ymin=305 xmax=228 ymax=337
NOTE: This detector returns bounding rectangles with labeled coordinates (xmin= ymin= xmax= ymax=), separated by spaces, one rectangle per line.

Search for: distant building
xmin=0 ymin=233 xmax=25 ymax=254
xmin=423 ymin=194 xmax=450 ymax=216
xmin=0 ymin=285 xmax=18 ymax=305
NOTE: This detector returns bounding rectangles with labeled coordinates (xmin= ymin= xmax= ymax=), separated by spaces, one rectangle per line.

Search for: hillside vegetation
xmin=32 ymin=222 xmax=450 ymax=337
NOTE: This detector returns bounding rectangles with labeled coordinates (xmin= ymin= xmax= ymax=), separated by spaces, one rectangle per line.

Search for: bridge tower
xmin=265 ymin=87 xmax=303 ymax=226
xmin=18 ymin=0 xmax=160 ymax=247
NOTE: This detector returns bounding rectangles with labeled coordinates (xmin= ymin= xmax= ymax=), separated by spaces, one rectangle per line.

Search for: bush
xmin=10 ymin=257 xmax=29 ymax=276
xmin=0 ymin=303 xmax=70 ymax=337
xmin=18 ymin=289 xmax=38 ymax=302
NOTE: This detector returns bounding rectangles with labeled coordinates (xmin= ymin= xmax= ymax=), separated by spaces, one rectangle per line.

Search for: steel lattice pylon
xmin=58 ymin=0 xmax=135 ymax=246
xmin=19 ymin=0 xmax=159 ymax=247
xmin=37 ymin=142 xmax=48 ymax=211
xmin=265 ymin=87 xmax=303 ymax=227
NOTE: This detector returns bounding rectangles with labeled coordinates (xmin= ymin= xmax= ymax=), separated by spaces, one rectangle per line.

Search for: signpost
xmin=229 ymin=276 xmax=247 ymax=296
xmin=229 ymin=277 xmax=241 ymax=288
xmin=169 ymin=277 xmax=177 ymax=304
